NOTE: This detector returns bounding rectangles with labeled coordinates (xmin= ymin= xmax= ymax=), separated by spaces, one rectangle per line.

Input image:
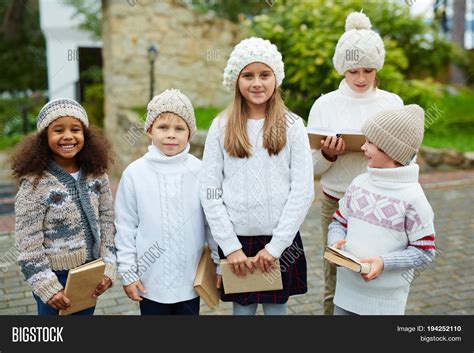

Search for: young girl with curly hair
xmin=11 ymin=98 xmax=117 ymax=315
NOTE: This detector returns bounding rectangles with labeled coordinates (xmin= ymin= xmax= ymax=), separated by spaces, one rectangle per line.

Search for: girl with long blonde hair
xmin=200 ymin=37 xmax=314 ymax=315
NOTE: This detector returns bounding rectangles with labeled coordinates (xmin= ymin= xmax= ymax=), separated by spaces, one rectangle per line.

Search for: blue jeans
xmin=33 ymin=270 xmax=96 ymax=316
xmin=139 ymin=296 xmax=200 ymax=315
xmin=233 ymin=302 xmax=288 ymax=316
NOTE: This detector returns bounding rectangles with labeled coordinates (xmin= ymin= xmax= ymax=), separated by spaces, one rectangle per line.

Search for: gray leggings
xmin=233 ymin=302 xmax=288 ymax=316
xmin=334 ymin=305 xmax=358 ymax=315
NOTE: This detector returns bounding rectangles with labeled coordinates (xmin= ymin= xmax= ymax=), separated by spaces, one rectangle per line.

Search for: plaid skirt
xmin=218 ymin=232 xmax=307 ymax=305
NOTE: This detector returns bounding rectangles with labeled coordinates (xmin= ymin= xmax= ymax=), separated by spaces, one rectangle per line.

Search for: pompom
xmin=345 ymin=11 xmax=371 ymax=31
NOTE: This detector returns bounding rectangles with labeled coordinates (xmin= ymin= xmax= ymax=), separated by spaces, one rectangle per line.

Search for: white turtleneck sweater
xmin=114 ymin=143 xmax=219 ymax=304
xmin=308 ymin=79 xmax=404 ymax=199
xmin=200 ymin=114 xmax=314 ymax=258
xmin=328 ymin=164 xmax=436 ymax=315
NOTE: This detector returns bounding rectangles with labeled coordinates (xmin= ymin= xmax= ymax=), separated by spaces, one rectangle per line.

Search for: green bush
xmin=0 ymin=1 xmax=47 ymax=94
xmin=82 ymin=83 xmax=104 ymax=128
xmin=423 ymin=89 xmax=474 ymax=152
xmin=0 ymin=134 xmax=24 ymax=150
xmin=457 ymin=49 xmax=474 ymax=87
xmin=0 ymin=97 xmax=42 ymax=150
xmin=245 ymin=0 xmax=458 ymax=117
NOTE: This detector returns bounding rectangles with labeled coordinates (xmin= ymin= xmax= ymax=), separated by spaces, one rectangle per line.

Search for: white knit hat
xmin=223 ymin=37 xmax=285 ymax=90
xmin=37 ymin=98 xmax=89 ymax=132
xmin=361 ymin=104 xmax=425 ymax=166
xmin=332 ymin=11 xmax=385 ymax=75
xmin=145 ymin=88 xmax=196 ymax=138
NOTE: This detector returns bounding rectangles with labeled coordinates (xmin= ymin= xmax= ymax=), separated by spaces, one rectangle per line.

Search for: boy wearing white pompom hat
xmin=307 ymin=11 xmax=404 ymax=315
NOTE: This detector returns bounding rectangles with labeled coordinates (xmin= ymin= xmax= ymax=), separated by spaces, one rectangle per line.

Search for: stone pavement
xmin=0 ymin=170 xmax=473 ymax=315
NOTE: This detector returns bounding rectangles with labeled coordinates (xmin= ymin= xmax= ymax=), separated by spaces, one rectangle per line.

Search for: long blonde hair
xmin=224 ymin=84 xmax=288 ymax=158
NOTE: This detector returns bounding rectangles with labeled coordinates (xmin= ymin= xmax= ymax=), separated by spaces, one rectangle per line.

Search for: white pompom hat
xmin=332 ymin=11 xmax=385 ymax=75
xmin=222 ymin=37 xmax=285 ymax=91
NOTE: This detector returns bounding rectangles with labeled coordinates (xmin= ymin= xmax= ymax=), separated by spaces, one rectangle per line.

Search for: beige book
xmin=193 ymin=246 xmax=220 ymax=309
xmin=307 ymin=127 xmax=365 ymax=152
xmin=59 ymin=258 xmax=105 ymax=315
xmin=220 ymin=258 xmax=283 ymax=294
xmin=324 ymin=246 xmax=371 ymax=274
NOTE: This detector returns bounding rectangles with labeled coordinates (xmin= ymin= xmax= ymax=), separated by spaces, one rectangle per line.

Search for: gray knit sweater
xmin=15 ymin=162 xmax=117 ymax=303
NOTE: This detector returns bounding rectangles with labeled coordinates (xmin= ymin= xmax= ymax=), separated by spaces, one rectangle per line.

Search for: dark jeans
xmin=139 ymin=296 xmax=200 ymax=315
xmin=33 ymin=270 xmax=96 ymax=316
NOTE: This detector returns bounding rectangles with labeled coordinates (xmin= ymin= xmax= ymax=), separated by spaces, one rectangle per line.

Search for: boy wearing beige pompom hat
xmin=114 ymin=89 xmax=220 ymax=315
xmin=327 ymin=105 xmax=436 ymax=315
xmin=307 ymin=11 xmax=404 ymax=314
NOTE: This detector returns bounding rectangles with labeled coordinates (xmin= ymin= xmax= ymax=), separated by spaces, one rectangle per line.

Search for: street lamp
xmin=148 ymin=45 xmax=159 ymax=100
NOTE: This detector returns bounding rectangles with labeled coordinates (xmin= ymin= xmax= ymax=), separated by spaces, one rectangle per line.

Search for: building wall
xmin=102 ymin=0 xmax=240 ymax=172
xmin=39 ymin=0 xmax=101 ymax=100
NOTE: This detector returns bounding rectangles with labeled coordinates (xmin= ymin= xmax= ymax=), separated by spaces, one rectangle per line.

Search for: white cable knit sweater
xmin=200 ymin=114 xmax=314 ymax=258
xmin=114 ymin=144 xmax=219 ymax=304
xmin=308 ymin=79 xmax=403 ymax=199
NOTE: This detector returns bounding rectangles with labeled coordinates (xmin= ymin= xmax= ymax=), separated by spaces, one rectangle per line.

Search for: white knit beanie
xmin=361 ymin=104 xmax=425 ymax=166
xmin=145 ymin=88 xmax=196 ymax=138
xmin=332 ymin=11 xmax=385 ymax=75
xmin=223 ymin=37 xmax=285 ymax=91
xmin=37 ymin=98 xmax=89 ymax=132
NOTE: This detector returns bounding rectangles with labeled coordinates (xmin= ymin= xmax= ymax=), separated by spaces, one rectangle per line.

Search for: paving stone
xmin=8 ymin=297 xmax=35 ymax=308
xmin=96 ymin=299 xmax=118 ymax=308
xmin=4 ymin=285 xmax=31 ymax=294
xmin=1 ymin=306 xmax=27 ymax=315
xmin=449 ymin=290 xmax=474 ymax=301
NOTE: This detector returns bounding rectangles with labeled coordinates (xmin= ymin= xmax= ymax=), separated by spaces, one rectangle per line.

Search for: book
xmin=323 ymin=246 xmax=371 ymax=274
xmin=220 ymin=258 xmax=283 ymax=294
xmin=307 ymin=127 xmax=365 ymax=152
xmin=59 ymin=258 xmax=106 ymax=315
xmin=193 ymin=246 xmax=220 ymax=309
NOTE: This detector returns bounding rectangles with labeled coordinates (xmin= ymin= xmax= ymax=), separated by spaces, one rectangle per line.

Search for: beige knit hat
xmin=37 ymin=98 xmax=88 ymax=132
xmin=145 ymin=88 xmax=196 ymax=138
xmin=361 ymin=105 xmax=425 ymax=165
xmin=332 ymin=11 xmax=385 ymax=75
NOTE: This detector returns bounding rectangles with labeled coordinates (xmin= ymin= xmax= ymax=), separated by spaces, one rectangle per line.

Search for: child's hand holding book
xmin=48 ymin=290 xmax=71 ymax=311
xmin=325 ymin=241 xmax=372 ymax=275
xmin=326 ymin=240 xmax=384 ymax=280
xmin=226 ymin=249 xmax=255 ymax=277
xmin=320 ymin=136 xmax=346 ymax=162
xmin=328 ymin=240 xmax=347 ymax=267
xmin=358 ymin=256 xmax=384 ymax=282
xmin=252 ymin=248 xmax=276 ymax=273
xmin=92 ymin=276 xmax=112 ymax=298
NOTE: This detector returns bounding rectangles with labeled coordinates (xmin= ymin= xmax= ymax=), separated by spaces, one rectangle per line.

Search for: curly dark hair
xmin=11 ymin=125 xmax=114 ymax=184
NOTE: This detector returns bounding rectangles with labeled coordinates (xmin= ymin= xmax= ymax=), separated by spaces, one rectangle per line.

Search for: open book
xmin=194 ymin=246 xmax=219 ymax=309
xmin=307 ymin=127 xmax=365 ymax=152
xmin=324 ymin=246 xmax=371 ymax=274
xmin=220 ymin=258 xmax=283 ymax=294
xmin=59 ymin=258 xmax=105 ymax=315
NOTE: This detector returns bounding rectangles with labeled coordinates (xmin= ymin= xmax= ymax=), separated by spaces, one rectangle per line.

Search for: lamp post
xmin=148 ymin=45 xmax=158 ymax=100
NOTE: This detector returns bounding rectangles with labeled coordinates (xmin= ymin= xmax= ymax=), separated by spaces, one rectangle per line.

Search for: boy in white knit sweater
xmin=307 ymin=12 xmax=403 ymax=315
xmin=328 ymin=105 xmax=436 ymax=315
xmin=114 ymin=89 xmax=219 ymax=315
